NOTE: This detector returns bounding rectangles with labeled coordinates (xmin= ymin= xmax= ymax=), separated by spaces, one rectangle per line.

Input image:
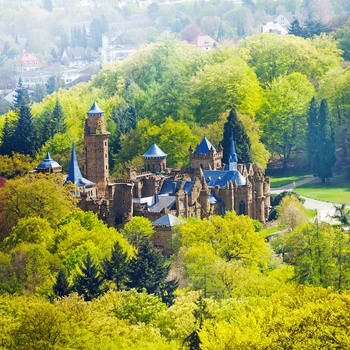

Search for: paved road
xmin=271 ymin=175 xmax=339 ymax=224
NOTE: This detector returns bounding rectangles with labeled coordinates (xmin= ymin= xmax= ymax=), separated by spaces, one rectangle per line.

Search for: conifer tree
xmin=102 ymin=241 xmax=128 ymax=290
xmin=316 ymin=99 xmax=336 ymax=183
xmin=126 ymin=237 xmax=178 ymax=305
xmin=13 ymin=78 xmax=30 ymax=109
xmin=221 ymin=108 xmax=252 ymax=165
xmin=12 ymin=104 xmax=37 ymax=156
xmin=306 ymin=97 xmax=319 ymax=173
xmin=53 ymin=269 xmax=72 ymax=297
xmin=0 ymin=117 xmax=16 ymax=155
xmin=73 ymin=253 xmax=105 ymax=301
xmin=52 ymin=98 xmax=66 ymax=134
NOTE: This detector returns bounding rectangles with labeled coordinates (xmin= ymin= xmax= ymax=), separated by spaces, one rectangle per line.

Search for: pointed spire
xmin=87 ymin=100 xmax=104 ymax=116
xmin=229 ymin=132 xmax=238 ymax=171
xmin=66 ymin=143 xmax=94 ymax=186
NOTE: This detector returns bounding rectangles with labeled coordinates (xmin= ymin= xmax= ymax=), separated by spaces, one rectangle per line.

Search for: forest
xmin=1 ymin=3 xmax=350 ymax=347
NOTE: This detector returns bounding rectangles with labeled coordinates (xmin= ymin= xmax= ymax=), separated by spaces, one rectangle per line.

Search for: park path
xmin=270 ymin=175 xmax=339 ymax=224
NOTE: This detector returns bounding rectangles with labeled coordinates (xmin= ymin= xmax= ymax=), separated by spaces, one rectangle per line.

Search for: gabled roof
xmin=152 ymin=213 xmax=185 ymax=227
xmin=203 ymin=170 xmax=246 ymax=187
xmin=35 ymin=152 xmax=62 ymax=171
xmin=87 ymin=101 xmax=104 ymax=115
xmin=66 ymin=144 xmax=95 ymax=187
xmin=62 ymin=47 xmax=87 ymax=61
xmin=143 ymin=143 xmax=167 ymax=159
xmin=194 ymin=136 xmax=216 ymax=154
xmin=191 ymin=35 xmax=217 ymax=47
xmin=19 ymin=51 xmax=41 ymax=63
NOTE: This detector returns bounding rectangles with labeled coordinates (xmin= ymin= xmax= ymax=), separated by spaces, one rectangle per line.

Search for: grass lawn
xmin=266 ymin=168 xmax=311 ymax=188
xmin=294 ymin=181 xmax=350 ymax=204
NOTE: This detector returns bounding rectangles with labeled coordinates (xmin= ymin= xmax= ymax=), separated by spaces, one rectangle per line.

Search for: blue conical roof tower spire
xmin=66 ymin=143 xmax=94 ymax=187
xmin=228 ymin=133 xmax=238 ymax=171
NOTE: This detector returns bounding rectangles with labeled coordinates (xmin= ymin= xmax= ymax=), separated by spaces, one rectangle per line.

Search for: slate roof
xmin=194 ymin=136 xmax=216 ymax=154
xmin=183 ymin=181 xmax=194 ymax=196
xmin=148 ymin=195 xmax=176 ymax=212
xmin=152 ymin=213 xmax=185 ymax=227
xmin=143 ymin=143 xmax=167 ymax=159
xmin=87 ymin=101 xmax=104 ymax=115
xmin=35 ymin=152 xmax=62 ymax=171
xmin=203 ymin=170 xmax=246 ymax=186
xmin=66 ymin=144 xmax=95 ymax=187
xmin=159 ymin=180 xmax=181 ymax=195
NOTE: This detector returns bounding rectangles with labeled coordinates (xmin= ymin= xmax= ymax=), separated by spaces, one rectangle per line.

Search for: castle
xmin=36 ymin=102 xmax=271 ymax=246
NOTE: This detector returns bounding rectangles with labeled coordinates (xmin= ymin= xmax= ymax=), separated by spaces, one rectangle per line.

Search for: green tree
xmin=73 ymin=252 xmax=105 ymax=301
xmin=194 ymin=57 xmax=263 ymax=124
xmin=316 ymin=99 xmax=336 ymax=183
xmin=0 ymin=173 xmax=77 ymax=236
xmin=258 ymin=72 xmax=315 ymax=166
xmin=101 ymin=241 xmax=129 ymax=290
xmin=285 ymin=222 xmax=335 ymax=287
xmin=53 ymin=269 xmax=72 ymax=297
xmin=13 ymin=78 xmax=30 ymax=109
xmin=184 ymin=295 xmax=213 ymax=350
xmin=289 ymin=19 xmax=307 ymax=37
xmin=277 ymin=195 xmax=308 ymax=232
xmin=306 ymin=97 xmax=319 ymax=172
xmin=31 ymin=84 xmax=47 ymax=103
xmin=52 ymin=98 xmax=66 ymax=134
xmin=0 ymin=117 xmax=16 ymax=156
xmin=12 ymin=104 xmax=37 ymax=156
xmin=89 ymin=16 xmax=108 ymax=51
xmin=45 ymin=75 xmax=64 ymax=95
xmin=221 ymin=108 xmax=252 ymax=165
xmin=113 ymin=289 xmax=166 ymax=324
xmin=126 ymin=237 xmax=178 ymax=305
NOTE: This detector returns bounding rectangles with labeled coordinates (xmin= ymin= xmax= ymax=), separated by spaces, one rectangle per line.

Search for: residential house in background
xmin=19 ymin=51 xmax=42 ymax=72
xmin=190 ymin=35 xmax=217 ymax=51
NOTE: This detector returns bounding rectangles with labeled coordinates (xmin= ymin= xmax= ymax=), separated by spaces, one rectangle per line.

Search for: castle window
xmin=239 ymin=201 xmax=246 ymax=215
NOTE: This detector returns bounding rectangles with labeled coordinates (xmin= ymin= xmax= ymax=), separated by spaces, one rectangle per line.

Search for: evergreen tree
xmin=89 ymin=16 xmax=108 ymax=51
xmin=289 ymin=19 xmax=307 ymax=37
xmin=126 ymin=237 xmax=178 ymax=305
xmin=82 ymin=25 xmax=88 ymax=48
xmin=39 ymin=109 xmax=53 ymax=146
xmin=73 ymin=253 xmax=105 ymax=301
xmin=46 ymin=75 xmax=64 ymax=95
xmin=101 ymin=241 xmax=128 ymax=290
xmin=53 ymin=269 xmax=71 ymax=297
xmin=184 ymin=295 xmax=213 ymax=350
xmin=12 ymin=104 xmax=37 ymax=156
xmin=32 ymin=83 xmax=47 ymax=103
xmin=316 ymin=99 xmax=336 ymax=183
xmin=13 ymin=78 xmax=30 ymax=109
xmin=52 ymin=99 xmax=66 ymax=134
xmin=0 ymin=117 xmax=16 ymax=155
xmin=221 ymin=108 xmax=252 ymax=165
xmin=306 ymin=97 xmax=319 ymax=173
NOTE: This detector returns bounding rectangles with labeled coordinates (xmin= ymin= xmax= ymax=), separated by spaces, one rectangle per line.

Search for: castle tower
xmin=189 ymin=136 xmax=223 ymax=170
xmin=84 ymin=101 xmax=110 ymax=186
xmin=142 ymin=143 xmax=167 ymax=173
